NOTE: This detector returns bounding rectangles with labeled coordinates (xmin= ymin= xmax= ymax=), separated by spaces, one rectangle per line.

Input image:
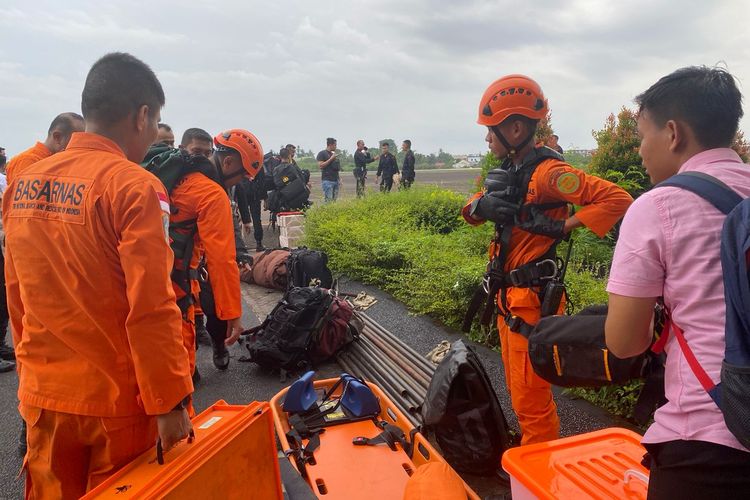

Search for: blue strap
xmin=658 ymin=172 xmax=742 ymax=215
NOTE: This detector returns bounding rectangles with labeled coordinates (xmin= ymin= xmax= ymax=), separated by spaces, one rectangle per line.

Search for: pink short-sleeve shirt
xmin=608 ymin=148 xmax=750 ymax=452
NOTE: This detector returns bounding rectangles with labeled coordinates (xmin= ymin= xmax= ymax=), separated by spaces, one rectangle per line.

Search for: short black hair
xmin=326 ymin=137 xmax=336 ymax=146
xmin=181 ymin=127 xmax=212 ymax=146
xmin=635 ymin=66 xmax=744 ymax=149
xmin=403 ymin=139 xmax=411 ymax=148
xmin=81 ymin=52 xmax=165 ymax=125
xmin=279 ymin=148 xmax=290 ymax=160
xmin=47 ymin=112 xmax=84 ymax=136
xmin=285 ymin=143 xmax=296 ymax=150
xmin=158 ymin=123 xmax=172 ymax=132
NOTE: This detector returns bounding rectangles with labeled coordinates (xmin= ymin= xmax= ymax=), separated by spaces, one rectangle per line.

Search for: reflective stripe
xmin=603 ymin=348 xmax=612 ymax=382
xmin=553 ymin=345 xmax=563 ymax=377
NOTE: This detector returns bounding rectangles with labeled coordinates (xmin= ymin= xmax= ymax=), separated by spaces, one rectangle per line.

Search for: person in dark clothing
xmin=376 ymin=142 xmax=399 ymax=192
xmin=286 ymin=144 xmax=298 ymax=167
xmin=546 ymin=134 xmax=564 ymax=154
xmin=269 ymin=147 xmax=310 ymax=211
xmin=400 ymin=139 xmax=415 ymax=189
xmin=316 ymin=138 xmax=341 ymax=202
xmin=0 ymin=251 xmax=15 ymax=373
xmin=236 ymin=178 xmax=266 ymax=251
xmin=353 ymin=140 xmax=376 ymax=197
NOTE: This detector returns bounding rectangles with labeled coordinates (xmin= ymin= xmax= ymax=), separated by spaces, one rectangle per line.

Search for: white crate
xmin=280 ymin=225 xmax=304 ymax=238
xmin=279 ymin=234 xmax=302 ymax=248
xmin=277 ymin=214 xmax=304 ymax=228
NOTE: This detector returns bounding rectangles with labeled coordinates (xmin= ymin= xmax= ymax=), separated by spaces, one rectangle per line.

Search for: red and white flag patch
xmin=157 ymin=191 xmax=170 ymax=214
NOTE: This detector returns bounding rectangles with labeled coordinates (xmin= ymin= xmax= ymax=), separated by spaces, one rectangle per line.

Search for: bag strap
xmin=658 ymin=171 xmax=742 ymax=215
xmin=653 ymin=314 xmax=721 ymax=405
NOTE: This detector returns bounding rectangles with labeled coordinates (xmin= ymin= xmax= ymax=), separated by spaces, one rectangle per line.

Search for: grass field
xmin=307 ymin=168 xmax=481 ymax=203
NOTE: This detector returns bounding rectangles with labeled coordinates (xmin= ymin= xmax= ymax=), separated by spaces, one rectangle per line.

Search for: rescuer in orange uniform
xmin=5 ymin=112 xmax=85 ymax=182
xmin=3 ymin=52 xmax=193 ymax=499
xmin=462 ymin=75 xmax=632 ymax=445
xmin=163 ymin=127 xmax=263 ymax=380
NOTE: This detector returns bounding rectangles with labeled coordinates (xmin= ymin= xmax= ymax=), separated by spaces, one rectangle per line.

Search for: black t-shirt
xmin=376 ymin=152 xmax=399 ymax=178
xmin=353 ymin=149 xmax=374 ymax=177
xmin=402 ymin=150 xmax=415 ymax=176
xmin=316 ymin=149 xmax=341 ymax=182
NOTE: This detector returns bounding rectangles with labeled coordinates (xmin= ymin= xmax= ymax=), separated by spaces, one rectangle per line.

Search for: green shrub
xmin=566 ymin=380 xmax=645 ymax=420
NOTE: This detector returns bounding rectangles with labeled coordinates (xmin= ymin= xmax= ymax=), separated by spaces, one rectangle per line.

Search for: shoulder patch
xmin=157 ymin=191 xmax=170 ymax=214
xmin=555 ymin=171 xmax=581 ymax=194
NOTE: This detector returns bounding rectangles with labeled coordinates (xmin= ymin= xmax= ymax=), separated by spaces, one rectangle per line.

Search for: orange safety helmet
xmin=477 ymin=74 xmax=548 ymax=127
xmin=214 ymin=129 xmax=264 ymax=179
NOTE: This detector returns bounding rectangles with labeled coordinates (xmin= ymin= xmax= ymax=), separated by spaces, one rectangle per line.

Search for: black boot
xmin=255 ymin=239 xmax=265 ymax=252
xmin=208 ymin=324 xmax=229 ymax=370
xmin=195 ymin=314 xmax=211 ymax=347
xmin=0 ymin=323 xmax=14 ymax=361
xmin=212 ymin=340 xmax=230 ymax=370
xmin=18 ymin=421 xmax=27 ymax=456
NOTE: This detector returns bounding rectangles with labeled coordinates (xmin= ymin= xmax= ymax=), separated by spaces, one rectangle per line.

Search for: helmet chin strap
xmin=213 ymin=154 xmax=246 ymax=188
xmin=491 ymin=125 xmax=536 ymax=161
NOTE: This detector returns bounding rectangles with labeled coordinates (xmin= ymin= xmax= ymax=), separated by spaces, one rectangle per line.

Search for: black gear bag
xmin=421 ymin=340 xmax=511 ymax=476
xmin=286 ymin=248 xmax=333 ymax=290
xmin=243 ymin=287 xmax=335 ymax=372
xmin=528 ymin=304 xmax=650 ymax=388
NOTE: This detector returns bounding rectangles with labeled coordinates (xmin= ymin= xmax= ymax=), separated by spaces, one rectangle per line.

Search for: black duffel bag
xmin=528 ymin=305 xmax=648 ymax=388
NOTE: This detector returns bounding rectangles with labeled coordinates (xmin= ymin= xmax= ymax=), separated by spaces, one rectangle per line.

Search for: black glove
xmin=517 ymin=207 xmax=566 ymax=238
xmin=469 ymin=192 xmax=519 ymax=225
xmin=236 ymin=252 xmax=254 ymax=266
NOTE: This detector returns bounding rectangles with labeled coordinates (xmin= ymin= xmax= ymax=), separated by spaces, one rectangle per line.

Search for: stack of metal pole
xmin=337 ymin=312 xmax=436 ymax=428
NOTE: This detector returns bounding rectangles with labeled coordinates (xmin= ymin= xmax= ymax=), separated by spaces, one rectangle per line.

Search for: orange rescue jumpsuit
xmin=463 ymin=157 xmax=632 ymax=445
xmin=169 ymin=172 xmax=241 ymax=374
xmin=3 ymin=133 xmax=193 ymax=498
xmin=5 ymin=142 xmax=52 ymax=182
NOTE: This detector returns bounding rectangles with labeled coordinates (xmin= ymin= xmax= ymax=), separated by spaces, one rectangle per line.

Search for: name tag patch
xmin=8 ymin=174 xmax=91 ymax=225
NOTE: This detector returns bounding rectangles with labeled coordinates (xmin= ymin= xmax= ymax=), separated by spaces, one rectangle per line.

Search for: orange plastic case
xmin=502 ymin=427 xmax=649 ymax=499
xmin=271 ymin=378 xmax=480 ymax=500
xmin=83 ymin=401 xmax=283 ymax=500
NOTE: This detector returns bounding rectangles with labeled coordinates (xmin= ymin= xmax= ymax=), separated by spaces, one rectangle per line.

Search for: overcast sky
xmin=1 ymin=0 xmax=748 ymax=157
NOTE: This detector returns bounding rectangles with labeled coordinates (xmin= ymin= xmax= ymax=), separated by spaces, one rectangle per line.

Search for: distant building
xmin=467 ymin=154 xmax=482 ymax=165
xmin=565 ymin=149 xmax=595 ymax=157
xmin=452 ymin=153 xmax=483 ymax=168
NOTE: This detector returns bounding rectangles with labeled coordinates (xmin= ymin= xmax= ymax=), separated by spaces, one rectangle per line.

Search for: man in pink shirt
xmin=606 ymin=66 xmax=750 ymax=498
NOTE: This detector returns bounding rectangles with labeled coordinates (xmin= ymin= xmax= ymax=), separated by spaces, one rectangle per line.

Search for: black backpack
xmin=422 ymin=340 xmax=511 ymax=476
xmin=262 ymin=152 xmax=281 ymax=192
xmin=243 ymin=287 xmax=335 ymax=372
xmin=287 ymin=248 xmax=333 ymax=290
xmin=528 ymin=305 xmax=650 ymax=388
xmin=140 ymin=146 xmax=220 ymax=313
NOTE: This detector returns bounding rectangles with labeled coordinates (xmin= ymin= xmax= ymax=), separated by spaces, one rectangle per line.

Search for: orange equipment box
xmin=82 ymin=400 xmax=283 ymax=500
xmin=502 ymin=427 xmax=649 ymax=500
xmin=271 ymin=377 xmax=480 ymax=500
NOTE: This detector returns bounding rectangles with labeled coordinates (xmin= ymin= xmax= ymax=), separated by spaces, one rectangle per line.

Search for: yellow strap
xmin=553 ymin=345 xmax=563 ymax=377
xmin=602 ymin=348 xmax=612 ymax=382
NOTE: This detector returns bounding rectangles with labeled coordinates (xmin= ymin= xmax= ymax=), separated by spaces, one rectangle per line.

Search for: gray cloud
xmin=0 ymin=0 xmax=748 ymax=157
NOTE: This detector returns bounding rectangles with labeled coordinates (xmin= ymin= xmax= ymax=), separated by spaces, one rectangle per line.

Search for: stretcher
xmin=271 ymin=376 xmax=480 ymax=499
xmin=82 ymin=401 xmax=283 ymax=499
xmin=502 ymin=427 xmax=649 ymax=499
